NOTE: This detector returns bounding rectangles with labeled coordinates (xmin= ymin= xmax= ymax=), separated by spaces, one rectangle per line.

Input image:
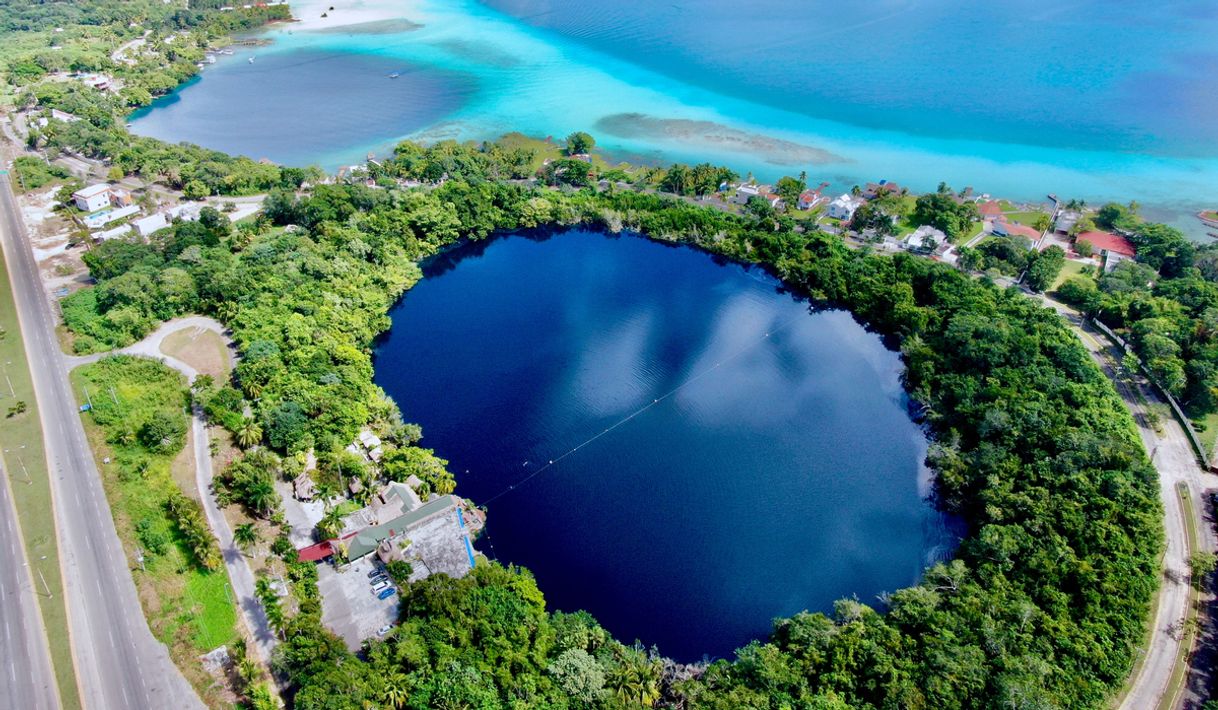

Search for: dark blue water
xmin=128 ymin=47 xmax=472 ymax=166
xmin=373 ymin=230 xmax=956 ymax=660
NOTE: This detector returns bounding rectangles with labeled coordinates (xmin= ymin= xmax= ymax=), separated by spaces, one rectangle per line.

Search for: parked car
xmin=367 ymin=567 xmax=382 ymax=579
xmin=369 ymin=575 xmax=389 ymax=586
xmin=377 ymin=587 xmax=396 ymax=600
xmin=376 ymin=624 xmax=393 ymax=636
xmin=371 ymin=580 xmax=389 ymax=593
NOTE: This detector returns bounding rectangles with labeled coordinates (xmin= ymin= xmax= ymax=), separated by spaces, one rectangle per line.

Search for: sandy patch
xmin=285 ymin=0 xmax=426 ymax=33
xmin=161 ymin=328 xmax=235 ymax=381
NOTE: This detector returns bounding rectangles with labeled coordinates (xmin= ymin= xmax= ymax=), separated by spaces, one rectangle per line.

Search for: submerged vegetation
xmin=3 ymin=2 xmax=1178 ymax=707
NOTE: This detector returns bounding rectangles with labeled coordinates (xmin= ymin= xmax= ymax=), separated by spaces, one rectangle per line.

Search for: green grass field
xmin=1005 ymin=210 xmax=1050 ymax=228
xmin=0 ymin=232 xmax=81 ymax=709
xmin=1052 ymin=259 xmax=1090 ymax=291
xmin=69 ymin=357 xmax=238 ymax=705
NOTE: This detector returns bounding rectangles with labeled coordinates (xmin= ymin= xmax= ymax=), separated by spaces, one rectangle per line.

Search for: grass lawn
xmin=70 ymin=357 xmax=238 ymax=707
xmin=1005 ymin=210 xmax=1049 ymax=227
xmin=1051 ymin=259 xmax=1090 ymax=291
xmin=960 ymin=221 xmax=985 ymax=242
xmin=0 ymin=238 xmax=81 ymax=709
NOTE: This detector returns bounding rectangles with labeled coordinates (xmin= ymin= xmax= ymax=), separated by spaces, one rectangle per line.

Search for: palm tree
xmin=263 ymin=601 xmax=286 ymax=640
xmin=236 ymin=417 xmax=263 ymax=449
xmin=234 ymin=523 xmax=259 ymax=552
xmin=245 ymin=478 xmax=277 ymax=517
xmin=237 ymin=657 xmax=261 ymax=688
xmin=255 ymin=576 xmax=275 ymax=605
xmin=608 ymin=650 xmax=661 ymax=708
xmin=380 ymin=672 xmax=409 ymax=709
xmin=317 ymin=506 xmax=344 ymax=540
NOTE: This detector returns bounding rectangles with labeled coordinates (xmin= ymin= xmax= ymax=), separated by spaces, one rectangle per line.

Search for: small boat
xmin=388 ymin=72 xmax=400 ymax=79
xmin=248 ymin=55 xmax=256 ymax=63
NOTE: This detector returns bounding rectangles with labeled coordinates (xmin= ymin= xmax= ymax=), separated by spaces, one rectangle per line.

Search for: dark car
xmin=367 ymin=567 xmax=382 ymax=579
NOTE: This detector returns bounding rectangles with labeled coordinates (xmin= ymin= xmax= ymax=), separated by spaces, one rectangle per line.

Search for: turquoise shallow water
xmin=130 ymin=0 xmax=1218 ymax=233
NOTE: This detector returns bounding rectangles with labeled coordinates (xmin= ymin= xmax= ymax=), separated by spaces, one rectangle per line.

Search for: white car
xmin=376 ymin=624 xmax=393 ymax=636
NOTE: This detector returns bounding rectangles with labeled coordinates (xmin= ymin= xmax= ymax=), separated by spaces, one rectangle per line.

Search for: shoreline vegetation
xmin=4 ymin=1 xmax=1215 ymax=709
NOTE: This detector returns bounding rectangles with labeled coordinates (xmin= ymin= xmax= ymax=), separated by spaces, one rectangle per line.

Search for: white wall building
xmin=826 ymin=193 xmax=864 ymax=221
xmin=904 ymin=225 xmax=948 ymax=251
xmin=72 ymin=184 xmax=111 ymax=212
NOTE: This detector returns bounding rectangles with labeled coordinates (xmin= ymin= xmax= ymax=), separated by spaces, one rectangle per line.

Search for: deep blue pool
xmin=373 ymin=229 xmax=957 ymax=660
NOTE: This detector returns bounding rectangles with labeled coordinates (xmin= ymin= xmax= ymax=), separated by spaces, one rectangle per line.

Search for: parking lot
xmin=317 ymin=558 xmax=399 ymax=651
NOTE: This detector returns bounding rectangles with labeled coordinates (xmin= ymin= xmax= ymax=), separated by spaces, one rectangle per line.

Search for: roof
xmin=1077 ymin=231 xmax=1135 ymax=257
xmin=132 ymin=213 xmax=168 ymax=234
xmin=994 ymin=220 xmax=1041 ymax=240
xmin=977 ymin=201 xmax=1004 ymax=218
xmin=73 ymin=184 xmax=110 ymax=199
xmin=296 ymin=540 xmax=335 ymax=562
xmin=345 ymin=495 xmax=459 ymax=560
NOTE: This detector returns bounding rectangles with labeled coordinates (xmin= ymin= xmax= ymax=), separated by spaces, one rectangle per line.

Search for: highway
xmin=0 ymin=460 xmax=59 ymax=710
xmin=1041 ymin=297 xmax=1217 ymax=709
xmin=0 ymin=168 xmax=203 ymax=708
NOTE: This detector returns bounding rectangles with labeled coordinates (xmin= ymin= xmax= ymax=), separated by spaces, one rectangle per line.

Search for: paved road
xmin=0 ymin=169 xmax=203 ymax=708
xmin=70 ymin=317 xmax=280 ymax=665
xmin=0 ymin=460 xmax=59 ymax=710
xmin=1043 ymin=299 xmax=1217 ymax=709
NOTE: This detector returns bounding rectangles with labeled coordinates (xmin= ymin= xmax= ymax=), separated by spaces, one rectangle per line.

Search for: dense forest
xmin=1053 ymin=203 xmax=1218 ymax=419
xmin=2 ymin=3 xmax=1175 ymax=707
xmin=55 ymin=139 xmax=1164 ymax=709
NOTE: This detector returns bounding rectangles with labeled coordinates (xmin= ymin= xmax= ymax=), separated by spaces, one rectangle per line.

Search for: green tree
xmin=237 ymin=417 xmax=263 ymax=449
xmin=234 ymin=522 xmax=259 ymax=551
xmin=548 ymin=648 xmax=606 ymax=705
xmin=138 ymin=410 xmax=186 ymax=454
xmin=775 ymin=175 xmax=805 ymax=207
xmin=565 ymin=131 xmax=595 ymax=155
xmin=1025 ymin=245 xmax=1066 ymax=292
xmin=183 ymin=179 xmax=209 ymax=200
xmin=317 ymin=506 xmax=344 ymax=540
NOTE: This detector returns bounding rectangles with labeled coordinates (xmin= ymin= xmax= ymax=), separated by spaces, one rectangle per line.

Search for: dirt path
xmin=66 ymin=317 xmax=278 ymax=666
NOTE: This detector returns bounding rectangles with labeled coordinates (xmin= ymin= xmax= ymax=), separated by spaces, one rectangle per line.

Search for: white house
xmin=94 ymin=224 xmax=132 ymax=242
xmin=72 ymin=184 xmax=111 ymax=212
xmin=732 ymin=183 xmax=764 ymax=205
xmin=826 ymin=193 xmax=864 ymax=221
xmin=904 ymin=225 xmax=948 ymax=251
xmin=132 ymin=213 xmax=169 ymax=237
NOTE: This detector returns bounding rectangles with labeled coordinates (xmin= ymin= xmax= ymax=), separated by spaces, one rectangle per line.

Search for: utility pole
xmin=36 ymin=568 xmax=51 ymax=597
xmin=135 ymin=547 xmax=145 ymax=573
xmin=108 ymin=385 xmax=118 ymax=405
xmin=83 ymin=385 xmax=94 ymax=410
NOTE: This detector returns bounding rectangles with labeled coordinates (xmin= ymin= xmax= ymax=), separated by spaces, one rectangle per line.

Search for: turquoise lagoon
xmin=130 ymin=0 xmax=1218 ymax=233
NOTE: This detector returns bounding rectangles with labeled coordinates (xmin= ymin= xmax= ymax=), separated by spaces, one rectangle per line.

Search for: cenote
xmin=373 ymin=229 xmax=958 ymax=660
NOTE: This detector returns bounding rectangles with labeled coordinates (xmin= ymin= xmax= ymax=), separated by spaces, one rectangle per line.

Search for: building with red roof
xmin=977 ymin=201 xmax=1004 ymax=219
xmin=1077 ymin=230 xmax=1136 ymax=271
xmin=993 ymin=219 xmax=1041 ymax=241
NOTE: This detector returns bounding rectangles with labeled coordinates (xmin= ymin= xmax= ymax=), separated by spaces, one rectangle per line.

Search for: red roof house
xmin=1077 ymin=231 xmax=1136 ymax=257
xmin=977 ymin=201 xmax=1004 ymax=219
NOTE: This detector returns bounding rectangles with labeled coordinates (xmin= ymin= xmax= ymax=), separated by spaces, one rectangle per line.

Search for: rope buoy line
xmin=479 ymin=312 xmax=805 ymax=506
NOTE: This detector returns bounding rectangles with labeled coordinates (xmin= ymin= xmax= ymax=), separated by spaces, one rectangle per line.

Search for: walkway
xmin=67 ymin=317 xmax=278 ymax=666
